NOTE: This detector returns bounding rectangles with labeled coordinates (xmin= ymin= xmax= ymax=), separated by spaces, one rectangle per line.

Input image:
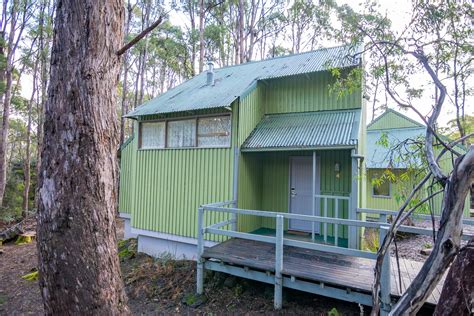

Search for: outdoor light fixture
xmin=335 ymin=163 xmax=340 ymax=172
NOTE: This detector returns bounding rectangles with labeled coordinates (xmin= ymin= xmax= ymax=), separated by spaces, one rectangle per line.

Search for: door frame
xmin=288 ymin=153 xmax=321 ymax=232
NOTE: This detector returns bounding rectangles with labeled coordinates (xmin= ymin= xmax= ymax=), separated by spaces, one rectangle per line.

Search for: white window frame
xmin=138 ymin=114 xmax=232 ymax=150
xmin=372 ymin=179 xmax=392 ymax=199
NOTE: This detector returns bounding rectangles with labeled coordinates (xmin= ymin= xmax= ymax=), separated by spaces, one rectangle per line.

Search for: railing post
xmin=196 ymin=207 xmax=205 ymax=295
xmin=379 ymin=225 xmax=391 ymax=316
xmin=232 ymin=146 xmax=239 ymax=231
xmin=349 ymin=149 xmax=358 ymax=249
xmin=274 ymin=215 xmax=284 ymax=309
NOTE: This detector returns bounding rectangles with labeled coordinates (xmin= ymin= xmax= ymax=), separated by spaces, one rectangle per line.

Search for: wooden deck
xmin=202 ymin=238 xmax=445 ymax=306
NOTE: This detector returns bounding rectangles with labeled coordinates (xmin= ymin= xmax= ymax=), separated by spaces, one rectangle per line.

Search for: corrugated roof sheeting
xmin=366 ymin=127 xmax=426 ymax=168
xmin=241 ymin=109 xmax=360 ymax=151
xmin=126 ymin=45 xmax=361 ymax=117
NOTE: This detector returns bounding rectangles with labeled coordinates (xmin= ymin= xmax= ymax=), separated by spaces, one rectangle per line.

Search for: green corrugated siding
xmin=264 ymin=72 xmax=361 ymax=114
xmin=238 ymin=85 xmax=264 ymax=146
xmin=128 ymin=107 xmax=237 ymax=240
xmin=132 ymin=147 xmax=233 ymax=238
xmin=252 ymin=150 xmax=351 ymax=238
xmin=368 ymin=110 xmax=423 ymax=130
xmin=118 ymin=137 xmax=136 ymax=214
xmin=237 ymin=153 xmax=263 ymax=232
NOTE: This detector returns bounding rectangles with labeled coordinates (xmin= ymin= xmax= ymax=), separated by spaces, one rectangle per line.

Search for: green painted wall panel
xmin=238 ymin=85 xmax=264 ymax=146
xmin=118 ymin=137 xmax=136 ymax=214
xmin=240 ymin=150 xmax=352 ymax=238
xmin=264 ymin=72 xmax=362 ymax=115
xmin=237 ymin=153 xmax=263 ymax=232
xmin=368 ymin=110 xmax=423 ymax=130
xmin=128 ymin=107 xmax=238 ymax=241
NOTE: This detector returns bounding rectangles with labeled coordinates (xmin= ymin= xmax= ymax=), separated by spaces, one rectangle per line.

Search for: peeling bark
xmin=434 ymin=238 xmax=474 ymax=315
xmin=36 ymin=0 xmax=129 ymax=314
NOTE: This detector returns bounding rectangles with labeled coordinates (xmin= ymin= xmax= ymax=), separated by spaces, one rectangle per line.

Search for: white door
xmin=289 ymin=156 xmax=320 ymax=232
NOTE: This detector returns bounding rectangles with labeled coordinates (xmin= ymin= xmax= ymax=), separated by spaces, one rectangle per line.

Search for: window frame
xmin=138 ymin=113 xmax=232 ymax=150
xmin=371 ymin=176 xmax=392 ymax=199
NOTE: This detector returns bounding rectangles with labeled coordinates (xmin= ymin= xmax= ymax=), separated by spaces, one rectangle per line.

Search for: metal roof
xmin=241 ymin=109 xmax=361 ymax=151
xmin=126 ymin=45 xmax=361 ymax=118
xmin=366 ymin=127 xmax=426 ymax=168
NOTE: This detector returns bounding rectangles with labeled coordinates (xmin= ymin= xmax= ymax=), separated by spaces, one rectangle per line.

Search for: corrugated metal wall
xmin=264 ymin=72 xmax=361 ymax=114
xmin=368 ymin=111 xmax=421 ymax=130
xmin=119 ymin=69 xmax=365 ymax=240
xmin=126 ymin=107 xmax=237 ymax=240
xmin=251 ymin=150 xmax=352 ymax=238
xmin=118 ymin=137 xmax=136 ymax=214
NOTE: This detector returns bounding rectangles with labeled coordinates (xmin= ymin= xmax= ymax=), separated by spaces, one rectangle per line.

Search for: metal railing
xmin=314 ymin=194 xmax=350 ymax=246
xmin=196 ymin=198 xmax=393 ymax=313
xmin=358 ymin=208 xmax=474 ymax=239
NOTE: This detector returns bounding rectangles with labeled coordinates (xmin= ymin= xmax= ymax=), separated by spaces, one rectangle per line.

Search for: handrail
xmin=358 ymin=207 xmax=474 ymax=226
xmin=203 ymin=205 xmax=379 ymax=228
xmin=196 ymin=204 xmax=391 ymax=311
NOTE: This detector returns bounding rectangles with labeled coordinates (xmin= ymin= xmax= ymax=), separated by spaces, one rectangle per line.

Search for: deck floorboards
xmin=202 ymin=238 xmax=444 ymax=306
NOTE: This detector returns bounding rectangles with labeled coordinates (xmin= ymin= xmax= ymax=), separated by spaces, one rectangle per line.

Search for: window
xmin=140 ymin=121 xmax=165 ymax=149
xmin=197 ymin=116 xmax=231 ymax=147
xmin=139 ymin=115 xmax=231 ymax=149
xmin=167 ymin=119 xmax=196 ymax=148
xmin=372 ymin=174 xmax=391 ymax=197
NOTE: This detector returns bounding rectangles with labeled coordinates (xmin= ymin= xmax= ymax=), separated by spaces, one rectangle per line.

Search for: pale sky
xmin=19 ymin=0 xmax=472 ymax=128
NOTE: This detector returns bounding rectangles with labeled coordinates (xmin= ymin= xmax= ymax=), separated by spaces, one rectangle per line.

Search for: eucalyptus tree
xmin=0 ymin=0 xmax=36 ymax=207
xmin=36 ymin=0 xmax=129 ymax=313
xmin=323 ymin=0 xmax=473 ymax=314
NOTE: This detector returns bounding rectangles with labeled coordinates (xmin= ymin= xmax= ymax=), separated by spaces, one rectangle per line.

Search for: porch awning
xmin=241 ymin=109 xmax=360 ymax=152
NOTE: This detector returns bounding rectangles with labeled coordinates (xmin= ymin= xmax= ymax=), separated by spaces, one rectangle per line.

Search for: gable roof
xmin=366 ymin=127 xmax=426 ymax=168
xmin=367 ymin=109 xmax=424 ymax=130
xmin=241 ymin=109 xmax=361 ymax=151
xmin=125 ymin=45 xmax=362 ymax=118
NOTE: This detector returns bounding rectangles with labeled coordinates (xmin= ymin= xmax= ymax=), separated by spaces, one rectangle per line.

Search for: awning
xmin=241 ymin=109 xmax=360 ymax=152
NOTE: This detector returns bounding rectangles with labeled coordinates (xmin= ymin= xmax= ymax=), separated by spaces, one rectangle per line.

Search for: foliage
xmin=21 ymin=270 xmax=39 ymax=281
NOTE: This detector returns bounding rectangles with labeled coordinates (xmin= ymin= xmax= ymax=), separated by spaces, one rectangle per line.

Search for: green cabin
xmin=118 ymin=45 xmax=367 ymax=258
xmin=365 ymin=109 xmax=471 ymax=217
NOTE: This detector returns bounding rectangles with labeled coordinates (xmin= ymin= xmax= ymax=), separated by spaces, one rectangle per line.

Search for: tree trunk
xmin=22 ymin=57 xmax=39 ymax=216
xmin=198 ymin=0 xmax=205 ymax=72
xmin=0 ymin=0 xmax=18 ymax=207
xmin=36 ymin=1 xmax=129 ymax=314
xmin=434 ymin=238 xmax=474 ymax=315
xmin=238 ymin=0 xmax=244 ymax=64
xmin=120 ymin=0 xmax=133 ymax=146
xmin=388 ymin=147 xmax=474 ymax=315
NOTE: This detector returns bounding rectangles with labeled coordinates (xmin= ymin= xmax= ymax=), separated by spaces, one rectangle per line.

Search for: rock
xmin=420 ymin=248 xmax=432 ymax=256
xmin=223 ymin=276 xmax=237 ymax=288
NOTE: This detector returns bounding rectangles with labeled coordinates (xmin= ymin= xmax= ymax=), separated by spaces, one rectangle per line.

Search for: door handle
xmin=290 ymin=187 xmax=296 ymax=198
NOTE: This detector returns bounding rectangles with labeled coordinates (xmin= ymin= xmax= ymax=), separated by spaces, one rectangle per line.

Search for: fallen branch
xmin=116 ymin=16 xmax=163 ymax=56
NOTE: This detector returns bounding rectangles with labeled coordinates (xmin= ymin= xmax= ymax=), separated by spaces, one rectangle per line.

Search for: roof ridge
xmin=213 ymin=43 xmax=361 ymax=72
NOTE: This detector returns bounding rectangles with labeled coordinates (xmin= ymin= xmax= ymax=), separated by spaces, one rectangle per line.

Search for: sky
xmin=19 ymin=0 xmax=472 ymax=128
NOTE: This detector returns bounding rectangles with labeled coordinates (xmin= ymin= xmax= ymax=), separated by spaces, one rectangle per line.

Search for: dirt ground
xmin=1 ymin=215 xmax=466 ymax=315
xmin=0 ymin=217 xmax=362 ymax=316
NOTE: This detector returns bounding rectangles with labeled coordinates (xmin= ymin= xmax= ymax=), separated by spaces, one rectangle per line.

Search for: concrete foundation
xmin=132 ymin=228 xmax=217 ymax=260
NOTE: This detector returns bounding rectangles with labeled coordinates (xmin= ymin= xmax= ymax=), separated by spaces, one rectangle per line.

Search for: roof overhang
xmin=241 ymin=109 xmax=361 ymax=152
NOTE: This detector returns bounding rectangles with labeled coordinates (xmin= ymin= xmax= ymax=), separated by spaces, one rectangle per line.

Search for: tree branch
xmin=116 ymin=16 xmax=164 ymax=56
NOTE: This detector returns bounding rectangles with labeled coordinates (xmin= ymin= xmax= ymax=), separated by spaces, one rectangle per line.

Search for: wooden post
xmin=379 ymin=225 xmax=391 ymax=315
xmin=274 ymin=215 xmax=284 ymax=309
xmin=196 ymin=207 xmax=205 ymax=294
